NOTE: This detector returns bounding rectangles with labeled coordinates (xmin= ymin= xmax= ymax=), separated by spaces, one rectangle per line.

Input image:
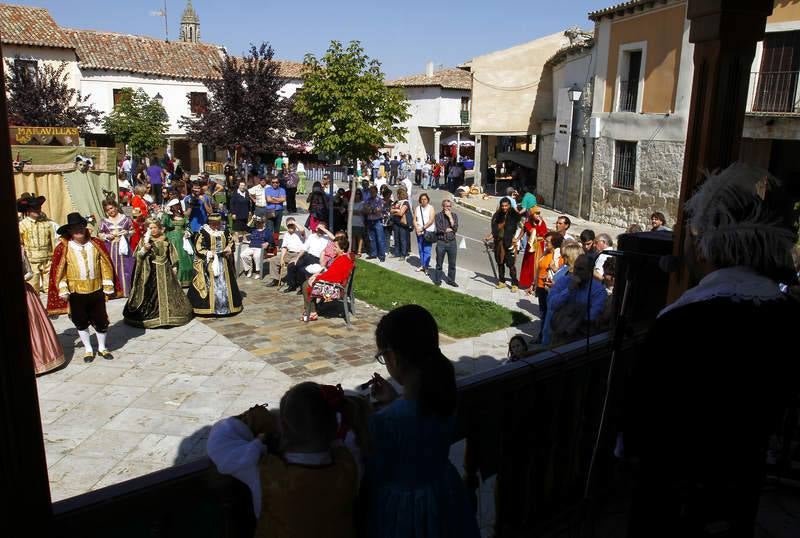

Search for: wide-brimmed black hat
xmin=17 ymin=192 xmax=46 ymax=212
xmin=56 ymin=212 xmax=88 ymax=236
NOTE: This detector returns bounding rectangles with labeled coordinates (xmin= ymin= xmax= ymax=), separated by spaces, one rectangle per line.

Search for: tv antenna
xmin=150 ymin=1 xmax=169 ymax=42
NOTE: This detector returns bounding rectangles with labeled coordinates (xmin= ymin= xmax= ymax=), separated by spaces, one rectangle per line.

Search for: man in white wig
xmin=625 ymin=163 xmax=799 ymax=537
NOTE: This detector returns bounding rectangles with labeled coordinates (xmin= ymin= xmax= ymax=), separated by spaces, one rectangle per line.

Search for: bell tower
xmin=179 ymin=0 xmax=200 ymax=43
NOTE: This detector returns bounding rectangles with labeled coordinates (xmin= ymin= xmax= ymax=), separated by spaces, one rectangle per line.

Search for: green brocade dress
xmin=162 ymin=214 xmax=194 ymax=286
xmin=123 ymin=239 xmax=193 ymax=329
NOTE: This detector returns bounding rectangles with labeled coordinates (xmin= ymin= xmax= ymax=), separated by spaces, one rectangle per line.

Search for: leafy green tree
xmin=180 ymin=43 xmax=293 ymax=156
xmin=101 ymin=88 xmax=169 ymax=158
xmin=293 ymin=40 xmax=409 ymax=163
xmin=5 ymin=59 xmax=102 ymax=133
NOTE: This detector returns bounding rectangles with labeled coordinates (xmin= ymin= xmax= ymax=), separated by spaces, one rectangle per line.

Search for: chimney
xmin=426 ymin=61 xmax=434 ymax=77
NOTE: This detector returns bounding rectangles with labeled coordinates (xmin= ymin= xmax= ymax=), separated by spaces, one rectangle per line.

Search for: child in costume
xmin=17 ymin=193 xmax=58 ymax=293
xmin=47 ymin=212 xmax=119 ymax=362
xmin=207 ymin=383 xmax=367 ymax=537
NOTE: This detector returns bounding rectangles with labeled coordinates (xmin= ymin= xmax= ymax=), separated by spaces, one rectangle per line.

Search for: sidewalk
xmin=453 ymin=193 xmax=626 ymax=240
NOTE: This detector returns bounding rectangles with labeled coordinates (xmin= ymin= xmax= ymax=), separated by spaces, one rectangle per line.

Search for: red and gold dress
xmin=518 ymin=217 xmax=548 ymax=291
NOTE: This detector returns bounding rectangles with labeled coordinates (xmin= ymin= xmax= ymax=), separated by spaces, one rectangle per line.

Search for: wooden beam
xmin=0 ymin=42 xmax=53 ymax=531
xmin=667 ymin=0 xmax=775 ymax=302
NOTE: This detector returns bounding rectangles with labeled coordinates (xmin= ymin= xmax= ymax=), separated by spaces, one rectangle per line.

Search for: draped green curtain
xmin=62 ymin=170 xmax=117 ymax=221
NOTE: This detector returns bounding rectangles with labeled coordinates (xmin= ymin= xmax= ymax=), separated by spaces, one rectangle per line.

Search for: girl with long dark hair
xmin=364 ymin=305 xmax=480 ymax=538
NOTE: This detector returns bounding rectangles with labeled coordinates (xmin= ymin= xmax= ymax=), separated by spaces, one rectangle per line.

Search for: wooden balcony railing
xmin=747 ymin=71 xmax=800 ymax=114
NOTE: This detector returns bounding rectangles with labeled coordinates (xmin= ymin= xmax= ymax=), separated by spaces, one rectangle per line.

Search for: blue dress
xmin=364 ymin=399 xmax=480 ymax=538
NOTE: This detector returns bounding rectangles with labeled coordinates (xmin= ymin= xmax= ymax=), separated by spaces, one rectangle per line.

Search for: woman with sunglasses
xmin=363 ymin=305 xmax=480 ymax=538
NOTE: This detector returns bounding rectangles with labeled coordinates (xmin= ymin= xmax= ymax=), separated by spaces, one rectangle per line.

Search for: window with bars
xmin=190 ymin=92 xmax=208 ymax=115
xmin=618 ymin=50 xmax=642 ymax=112
xmin=613 ymin=141 xmax=637 ymax=190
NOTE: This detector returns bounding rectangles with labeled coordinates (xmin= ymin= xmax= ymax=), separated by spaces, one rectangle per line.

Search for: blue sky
xmin=12 ymin=0 xmax=611 ymax=78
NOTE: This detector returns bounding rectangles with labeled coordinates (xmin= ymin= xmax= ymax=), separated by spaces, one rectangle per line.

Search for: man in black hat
xmin=47 ymin=213 xmax=117 ymax=362
xmin=17 ymin=193 xmax=57 ymax=293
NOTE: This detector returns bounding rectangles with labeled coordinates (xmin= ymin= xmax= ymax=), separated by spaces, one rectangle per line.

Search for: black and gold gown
xmin=123 ymin=237 xmax=193 ymax=328
xmin=187 ymin=225 xmax=243 ymax=316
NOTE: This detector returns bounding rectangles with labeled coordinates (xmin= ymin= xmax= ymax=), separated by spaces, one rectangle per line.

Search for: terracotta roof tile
xmin=544 ymin=38 xmax=595 ymax=67
xmin=67 ymin=29 xmax=222 ymax=80
xmin=588 ymin=0 xmax=674 ymax=21
xmin=273 ymin=60 xmax=306 ymax=79
xmin=0 ymin=4 xmax=73 ymax=49
xmin=386 ymin=68 xmax=471 ymax=91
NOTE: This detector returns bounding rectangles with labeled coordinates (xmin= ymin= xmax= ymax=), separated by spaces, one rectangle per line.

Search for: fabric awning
xmin=497 ymin=150 xmax=537 ymax=169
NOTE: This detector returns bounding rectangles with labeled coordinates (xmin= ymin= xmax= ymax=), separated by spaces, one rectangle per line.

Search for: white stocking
xmin=96 ymin=331 xmax=108 ymax=352
xmin=78 ymin=329 xmax=94 ymax=353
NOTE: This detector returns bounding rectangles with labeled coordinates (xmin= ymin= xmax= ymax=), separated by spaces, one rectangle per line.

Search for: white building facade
xmin=386 ymin=65 xmax=473 ymax=162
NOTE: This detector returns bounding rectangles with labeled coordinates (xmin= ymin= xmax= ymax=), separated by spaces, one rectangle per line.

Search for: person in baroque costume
xmin=22 ymin=246 xmax=65 ymax=374
xmin=187 ymin=213 xmax=243 ymax=316
xmin=123 ymin=219 xmax=193 ymax=328
xmin=161 ymin=198 xmax=194 ymax=286
xmin=625 ymin=163 xmax=800 ymax=537
xmin=47 ymin=213 xmax=121 ymax=363
xmin=18 ymin=193 xmax=58 ymax=294
xmin=98 ymin=200 xmax=135 ymax=297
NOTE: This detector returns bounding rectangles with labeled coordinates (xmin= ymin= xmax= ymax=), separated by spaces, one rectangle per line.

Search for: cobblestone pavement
xmin=200 ymin=277 xmax=387 ymax=379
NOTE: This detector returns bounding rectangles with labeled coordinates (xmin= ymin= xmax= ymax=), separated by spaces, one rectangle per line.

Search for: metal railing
xmin=748 ymin=71 xmax=800 ymax=114
xmin=613 ymin=141 xmax=637 ymax=190
xmin=617 ymin=80 xmax=638 ymax=112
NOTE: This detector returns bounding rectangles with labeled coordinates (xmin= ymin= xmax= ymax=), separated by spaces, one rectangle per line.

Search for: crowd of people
xmin=484 ymin=185 xmax=668 ymax=349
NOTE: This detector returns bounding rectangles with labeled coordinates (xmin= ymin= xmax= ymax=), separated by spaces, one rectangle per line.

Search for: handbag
xmin=418 ymin=206 xmax=437 ymax=243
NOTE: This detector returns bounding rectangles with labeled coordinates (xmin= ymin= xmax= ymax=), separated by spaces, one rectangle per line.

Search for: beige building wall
xmin=603 ymin=3 xmax=686 ymax=114
xmin=768 ymin=0 xmax=800 ymax=23
xmin=2 ymin=45 xmax=80 ymax=91
xmin=470 ymin=32 xmax=568 ymax=135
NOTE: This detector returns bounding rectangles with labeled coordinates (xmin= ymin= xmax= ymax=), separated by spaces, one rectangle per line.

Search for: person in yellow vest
xmin=17 ymin=193 xmax=57 ymax=293
xmin=47 ymin=213 xmax=120 ymax=363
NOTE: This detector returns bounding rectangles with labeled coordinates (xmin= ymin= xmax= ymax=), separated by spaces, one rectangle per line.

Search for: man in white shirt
xmin=121 ymin=155 xmax=132 ymax=183
xmin=422 ymin=161 xmax=432 ymax=189
xmin=265 ymin=220 xmax=305 ymax=287
xmin=371 ymin=157 xmax=382 ymax=181
xmin=248 ymin=176 xmax=268 ymax=218
xmin=284 ymin=223 xmax=334 ymax=292
xmin=414 ymin=158 xmax=423 ymax=185
xmin=556 ymin=215 xmax=575 ymax=241
xmin=593 ymin=233 xmax=614 ymax=281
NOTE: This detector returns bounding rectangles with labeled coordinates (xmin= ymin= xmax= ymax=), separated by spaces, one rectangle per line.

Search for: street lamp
xmin=568 ymin=84 xmax=582 ymax=103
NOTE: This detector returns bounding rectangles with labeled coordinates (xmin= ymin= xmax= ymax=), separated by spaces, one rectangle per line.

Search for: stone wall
xmin=590 ymin=137 xmax=683 ymax=228
xmin=537 ymin=132 xmax=588 ymax=217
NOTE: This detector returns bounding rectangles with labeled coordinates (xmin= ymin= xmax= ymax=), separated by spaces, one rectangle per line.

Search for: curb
xmin=453 ymin=198 xmax=494 ymax=218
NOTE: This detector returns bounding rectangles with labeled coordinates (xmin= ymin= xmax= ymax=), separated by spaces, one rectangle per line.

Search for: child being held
xmin=207 ymin=382 xmax=368 ymax=538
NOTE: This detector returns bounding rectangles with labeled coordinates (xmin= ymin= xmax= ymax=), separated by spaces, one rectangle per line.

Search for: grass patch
xmin=353 ymin=259 xmax=530 ymax=338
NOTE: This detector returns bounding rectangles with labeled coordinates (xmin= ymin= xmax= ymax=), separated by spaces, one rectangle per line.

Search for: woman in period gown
xmin=161 ymin=199 xmax=194 ymax=287
xmin=99 ymin=199 xmax=135 ymax=297
xmin=22 ymin=248 xmax=65 ymax=374
xmin=123 ymin=220 xmax=193 ymax=328
xmin=187 ymin=213 xmax=243 ymax=316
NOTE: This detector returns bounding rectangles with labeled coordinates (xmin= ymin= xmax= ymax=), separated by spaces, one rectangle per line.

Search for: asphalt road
xmin=412 ymin=188 xmax=497 ymax=279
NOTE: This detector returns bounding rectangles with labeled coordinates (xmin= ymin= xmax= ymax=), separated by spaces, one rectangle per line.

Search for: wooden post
xmin=668 ymin=0 xmax=775 ymax=302
xmin=0 ymin=45 xmax=53 ymax=531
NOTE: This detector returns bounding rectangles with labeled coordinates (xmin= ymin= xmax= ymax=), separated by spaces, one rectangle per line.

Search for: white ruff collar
xmin=202 ymin=224 xmax=224 ymax=237
xmin=659 ymin=266 xmax=783 ymax=318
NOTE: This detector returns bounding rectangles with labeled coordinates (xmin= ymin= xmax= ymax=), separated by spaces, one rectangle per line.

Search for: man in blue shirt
xmin=147 ymin=155 xmax=164 ymax=205
xmin=264 ymin=176 xmax=286 ymax=247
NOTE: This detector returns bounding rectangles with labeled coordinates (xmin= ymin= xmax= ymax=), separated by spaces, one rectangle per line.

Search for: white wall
xmin=439 ymin=88 xmax=470 ymax=126
xmin=80 ymin=70 xmax=208 ymax=135
xmin=2 ymin=45 xmax=80 ymax=90
xmin=401 ymin=86 xmax=442 ymax=128
xmin=551 ymin=53 xmax=593 ymax=120
xmin=80 ymin=71 xmax=303 ymax=136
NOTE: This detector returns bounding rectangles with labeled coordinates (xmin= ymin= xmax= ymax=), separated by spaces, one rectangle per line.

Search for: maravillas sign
xmin=9 ymin=126 xmax=80 ymax=146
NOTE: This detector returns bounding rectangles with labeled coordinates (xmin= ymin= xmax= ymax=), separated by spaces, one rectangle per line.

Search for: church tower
xmin=179 ymin=0 xmax=200 ymax=43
